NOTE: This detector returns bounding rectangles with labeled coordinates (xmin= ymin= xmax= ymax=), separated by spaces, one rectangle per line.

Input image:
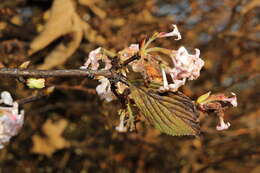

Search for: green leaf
xmin=196 ymin=91 xmax=211 ymax=104
xmin=130 ymin=86 xmax=200 ymax=136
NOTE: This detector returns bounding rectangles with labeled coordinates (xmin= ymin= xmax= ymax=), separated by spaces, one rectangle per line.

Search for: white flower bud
xmin=0 ymin=91 xmax=13 ymax=106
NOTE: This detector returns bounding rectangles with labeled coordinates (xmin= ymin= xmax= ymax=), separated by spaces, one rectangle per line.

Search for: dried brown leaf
xmin=31 ymin=118 xmax=70 ymax=157
xmin=79 ymin=0 xmax=107 ymax=19
xmin=29 ymin=0 xmax=78 ymax=54
xmin=241 ymin=0 xmax=260 ymax=14
xmin=29 ymin=0 xmax=105 ymax=69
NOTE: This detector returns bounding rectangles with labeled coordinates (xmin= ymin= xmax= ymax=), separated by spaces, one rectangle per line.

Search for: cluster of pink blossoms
xmin=160 ymin=46 xmax=204 ymax=92
xmin=80 ymin=47 xmax=116 ymax=102
xmin=0 ymin=91 xmax=24 ymax=149
xmin=81 ymin=24 xmax=237 ymax=132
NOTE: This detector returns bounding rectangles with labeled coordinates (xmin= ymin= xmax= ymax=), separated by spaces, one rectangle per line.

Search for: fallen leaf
xmin=79 ymin=0 xmax=107 ymax=19
xmin=31 ymin=118 xmax=70 ymax=157
xmin=29 ymin=0 xmax=106 ymax=69
xmin=241 ymin=0 xmax=260 ymax=14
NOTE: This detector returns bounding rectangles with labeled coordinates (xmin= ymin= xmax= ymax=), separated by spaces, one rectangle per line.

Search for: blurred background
xmin=0 ymin=0 xmax=259 ymax=172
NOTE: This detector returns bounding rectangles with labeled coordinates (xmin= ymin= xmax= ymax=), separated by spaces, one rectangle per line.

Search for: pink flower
xmin=160 ymin=46 xmax=204 ymax=92
xmin=216 ymin=116 xmax=231 ymax=131
xmin=81 ymin=47 xmax=112 ymax=70
xmin=119 ymin=44 xmax=139 ymax=60
xmin=158 ymin=24 xmax=182 ymax=40
xmin=222 ymin=92 xmax=237 ymax=107
xmin=197 ymin=92 xmax=237 ymax=131
xmin=159 ymin=67 xmax=186 ymax=92
xmin=0 ymin=91 xmax=24 ymax=149
xmin=171 ymin=47 xmax=204 ymax=80
xmin=198 ymin=92 xmax=238 ymax=109
xmin=96 ymin=77 xmax=116 ymax=102
xmin=118 ymin=44 xmax=145 ymax=73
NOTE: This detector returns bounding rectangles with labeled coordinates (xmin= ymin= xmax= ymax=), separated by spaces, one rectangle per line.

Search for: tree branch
xmin=0 ymin=68 xmax=112 ymax=78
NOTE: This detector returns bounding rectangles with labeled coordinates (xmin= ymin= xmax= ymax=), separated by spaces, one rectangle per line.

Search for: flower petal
xmin=96 ymin=77 xmax=116 ymax=102
xmin=82 ymin=47 xmax=112 ymax=70
xmin=158 ymin=24 xmax=182 ymax=40
xmin=0 ymin=91 xmax=13 ymax=106
xmin=216 ymin=117 xmax=231 ymax=131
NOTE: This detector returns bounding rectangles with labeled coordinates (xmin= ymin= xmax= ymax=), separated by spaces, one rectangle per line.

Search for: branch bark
xmin=0 ymin=68 xmax=111 ymax=78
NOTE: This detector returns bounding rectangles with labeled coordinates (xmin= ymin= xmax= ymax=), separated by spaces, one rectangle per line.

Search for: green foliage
xmin=196 ymin=91 xmax=211 ymax=104
xmin=130 ymin=85 xmax=200 ymax=136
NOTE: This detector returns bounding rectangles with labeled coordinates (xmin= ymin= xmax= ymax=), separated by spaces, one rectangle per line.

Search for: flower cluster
xmin=0 ymin=91 xmax=24 ymax=149
xmin=81 ymin=47 xmax=112 ymax=70
xmin=160 ymin=47 xmax=204 ymax=92
xmin=118 ymin=25 xmax=204 ymax=92
xmin=96 ymin=77 xmax=116 ymax=102
xmin=81 ymin=47 xmax=116 ymax=102
xmin=197 ymin=92 xmax=237 ymax=130
xmin=81 ymin=24 xmax=237 ymax=132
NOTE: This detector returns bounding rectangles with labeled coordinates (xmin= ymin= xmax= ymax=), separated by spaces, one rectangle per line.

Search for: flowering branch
xmin=0 ymin=24 xmax=239 ymax=148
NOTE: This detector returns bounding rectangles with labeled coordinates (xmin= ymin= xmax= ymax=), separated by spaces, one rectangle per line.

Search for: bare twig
xmin=16 ymin=93 xmax=47 ymax=105
xmin=0 ymin=68 xmax=112 ymax=78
